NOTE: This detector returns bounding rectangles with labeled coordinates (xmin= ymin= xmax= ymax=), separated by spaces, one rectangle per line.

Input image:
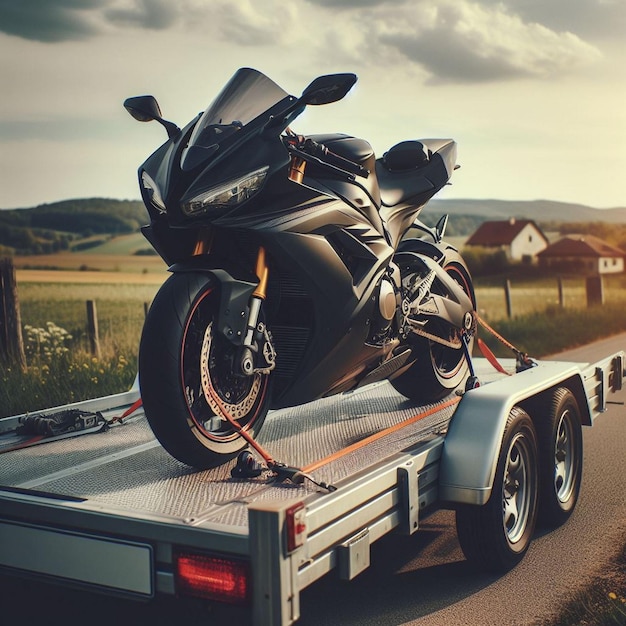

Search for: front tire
xmin=456 ymin=406 xmax=539 ymax=573
xmin=139 ymin=272 xmax=271 ymax=469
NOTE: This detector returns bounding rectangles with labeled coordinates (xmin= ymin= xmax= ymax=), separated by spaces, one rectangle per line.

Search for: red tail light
xmin=175 ymin=552 xmax=250 ymax=605
xmin=286 ymin=502 xmax=307 ymax=553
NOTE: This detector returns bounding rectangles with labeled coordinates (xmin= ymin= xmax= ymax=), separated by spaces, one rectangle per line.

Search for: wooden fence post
xmin=557 ymin=277 xmax=564 ymax=308
xmin=504 ymin=278 xmax=513 ymax=318
xmin=586 ymin=275 xmax=604 ymax=307
xmin=86 ymin=300 xmax=101 ymax=358
xmin=0 ymin=257 xmax=27 ymax=371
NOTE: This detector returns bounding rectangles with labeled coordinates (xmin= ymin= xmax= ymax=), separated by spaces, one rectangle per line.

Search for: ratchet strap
xmin=475 ymin=313 xmax=537 ymax=374
xmin=0 ymin=398 xmax=144 ymax=454
xmin=206 ymin=381 xmax=336 ymax=491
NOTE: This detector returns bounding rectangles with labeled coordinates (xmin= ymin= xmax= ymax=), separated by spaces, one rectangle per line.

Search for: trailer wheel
xmin=535 ymin=387 xmax=583 ymax=528
xmin=456 ymin=406 xmax=539 ymax=573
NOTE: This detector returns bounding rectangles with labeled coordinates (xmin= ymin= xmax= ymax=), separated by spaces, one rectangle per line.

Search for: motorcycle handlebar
xmin=295 ymin=137 xmax=369 ymax=178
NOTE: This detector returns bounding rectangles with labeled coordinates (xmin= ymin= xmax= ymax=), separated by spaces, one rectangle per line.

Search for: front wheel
xmin=139 ymin=272 xmax=271 ymax=469
xmin=455 ymin=406 xmax=539 ymax=573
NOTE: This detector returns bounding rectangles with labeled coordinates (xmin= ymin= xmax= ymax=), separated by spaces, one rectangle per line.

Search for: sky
xmin=0 ymin=0 xmax=624 ymax=210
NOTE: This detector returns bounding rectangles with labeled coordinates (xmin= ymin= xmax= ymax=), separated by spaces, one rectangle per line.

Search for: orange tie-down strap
xmin=301 ymin=395 xmax=462 ymax=475
xmin=108 ymin=397 xmax=143 ymax=424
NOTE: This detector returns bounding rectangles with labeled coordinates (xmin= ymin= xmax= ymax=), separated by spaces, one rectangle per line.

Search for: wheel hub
xmin=200 ymin=323 xmax=261 ymax=420
xmin=554 ymin=410 xmax=575 ymax=502
xmin=502 ymin=435 xmax=532 ymax=544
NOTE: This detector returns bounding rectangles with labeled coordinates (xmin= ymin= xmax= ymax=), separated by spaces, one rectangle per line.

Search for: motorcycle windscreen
xmin=181 ymin=68 xmax=289 ymax=170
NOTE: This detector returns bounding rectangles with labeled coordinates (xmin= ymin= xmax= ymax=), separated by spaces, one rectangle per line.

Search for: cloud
xmin=104 ymin=0 xmax=179 ymax=30
xmin=379 ymin=2 xmax=602 ymax=84
xmin=484 ymin=0 xmax=626 ymax=41
xmin=185 ymin=0 xmax=299 ymax=47
xmin=305 ymin=0 xmax=393 ymax=7
xmin=0 ymin=0 xmax=106 ymax=42
xmin=304 ymin=0 xmax=602 ymax=84
xmin=0 ymin=0 xmax=178 ymax=42
xmin=0 ymin=0 xmax=608 ymax=87
xmin=0 ymin=0 xmax=296 ymax=46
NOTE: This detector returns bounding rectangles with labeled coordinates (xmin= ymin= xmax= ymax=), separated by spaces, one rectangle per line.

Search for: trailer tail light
xmin=286 ymin=502 xmax=307 ymax=552
xmin=175 ymin=552 xmax=250 ymax=605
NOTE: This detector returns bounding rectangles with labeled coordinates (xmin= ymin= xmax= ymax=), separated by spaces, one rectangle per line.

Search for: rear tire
xmin=390 ymin=252 xmax=475 ymax=403
xmin=139 ymin=272 xmax=271 ymax=469
xmin=456 ymin=406 xmax=539 ymax=573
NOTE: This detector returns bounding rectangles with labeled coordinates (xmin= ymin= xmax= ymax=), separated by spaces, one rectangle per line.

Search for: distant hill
xmin=0 ymin=198 xmax=147 ymax=255
xmin=1 ymin=196 xmax=625 ymax=255
xmin=428 ymin=199 xmax=626 ymax=224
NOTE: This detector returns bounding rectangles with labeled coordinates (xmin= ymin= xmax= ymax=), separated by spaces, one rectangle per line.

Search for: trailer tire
xmin=535 ymin=387 xmax=583 ymax=528
xmin=456 ymin=406 xmax=539 ymax=573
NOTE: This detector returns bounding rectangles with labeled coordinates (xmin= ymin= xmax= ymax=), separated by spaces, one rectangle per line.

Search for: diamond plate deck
xmin=1 ymin=367 xmax=507 ymax=531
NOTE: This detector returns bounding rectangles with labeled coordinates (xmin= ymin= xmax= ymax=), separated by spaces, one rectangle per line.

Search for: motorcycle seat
xmin=376 ymin=139 xmax=450 ymax=207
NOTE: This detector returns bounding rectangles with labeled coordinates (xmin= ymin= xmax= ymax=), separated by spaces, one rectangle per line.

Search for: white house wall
xmin=509 ymin=224 xmax=548 ymax=260
xmin=598 ymin=257 xmax=624 ymax=274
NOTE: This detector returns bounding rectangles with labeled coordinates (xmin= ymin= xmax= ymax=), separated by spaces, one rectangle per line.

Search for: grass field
xmin=73 ymin=232 xmax=149 ymax=255
xmin=15 ymin=255 xmax=166 ymax=275
xmin=13 ymin=232 xmax=165 ymax=274
xmin=17 ymin=281 xmax=161 ymax=345
xmin=2 ymin=249 xmax=169 ymax=417
xmin=474 ymin=273 xmax=626 ymax=321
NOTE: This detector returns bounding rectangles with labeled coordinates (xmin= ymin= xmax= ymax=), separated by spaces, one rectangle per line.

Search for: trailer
xmin=0 ymin=352 xmax=624 ymax=625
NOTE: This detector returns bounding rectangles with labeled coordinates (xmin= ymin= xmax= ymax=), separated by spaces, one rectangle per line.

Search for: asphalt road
xmin=1 ymin=333 xmax=625 ymax=626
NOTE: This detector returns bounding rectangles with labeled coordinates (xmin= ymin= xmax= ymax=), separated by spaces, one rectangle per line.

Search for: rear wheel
xmin=139 ymin=272 xmax=271 ymax=469
xmin=456 ymin=406 xmax=539 ymax=573
xmin=390 ymin=251 xmax=475 ymax=403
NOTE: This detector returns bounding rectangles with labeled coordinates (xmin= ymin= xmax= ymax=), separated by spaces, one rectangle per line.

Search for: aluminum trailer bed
xmin=0 ymin=354 xmax=623 ymax=625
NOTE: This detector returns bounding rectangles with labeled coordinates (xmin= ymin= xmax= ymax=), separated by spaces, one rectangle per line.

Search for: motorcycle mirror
xmin=262 ymin=73 xmax=357 ymax=137
xmin=124 ymin=95 xmax=181 ymax=138
xmin=124 ymin=95 xmax=162 ymax=122
xmin=300 ymin=73 xmax=357 ymax=106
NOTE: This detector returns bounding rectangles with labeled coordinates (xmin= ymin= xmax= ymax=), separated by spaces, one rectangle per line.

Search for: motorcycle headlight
xmin=141 ymin=171 xmax=166 ymax=213
xmin=181 ymin=166 xmax=269 ymax=217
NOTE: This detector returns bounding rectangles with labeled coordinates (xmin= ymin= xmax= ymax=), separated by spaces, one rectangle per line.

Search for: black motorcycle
xmin=124 ymin=68 xmax=476 ymax=469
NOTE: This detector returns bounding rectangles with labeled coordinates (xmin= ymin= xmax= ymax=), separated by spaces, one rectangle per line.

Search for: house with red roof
xmin=537 ymin=235 xmax=625 ymax=275
xmin=465 ymin=218 xmax=549 ymax=261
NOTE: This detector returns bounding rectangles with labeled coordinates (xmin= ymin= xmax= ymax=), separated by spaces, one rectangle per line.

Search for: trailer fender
xmin=439 ymin=360 xmax=590 ymax=506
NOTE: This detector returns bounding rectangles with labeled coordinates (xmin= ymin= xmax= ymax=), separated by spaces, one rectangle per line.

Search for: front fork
xmin=238 ymin=247 xmax=276 ymax=376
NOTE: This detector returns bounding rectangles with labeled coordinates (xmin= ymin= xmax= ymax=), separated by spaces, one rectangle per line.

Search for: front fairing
xmin=181 ymin=68 xmax=289 ymax=171
xmin=138 ymin=68 xmax=297 ymax=226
